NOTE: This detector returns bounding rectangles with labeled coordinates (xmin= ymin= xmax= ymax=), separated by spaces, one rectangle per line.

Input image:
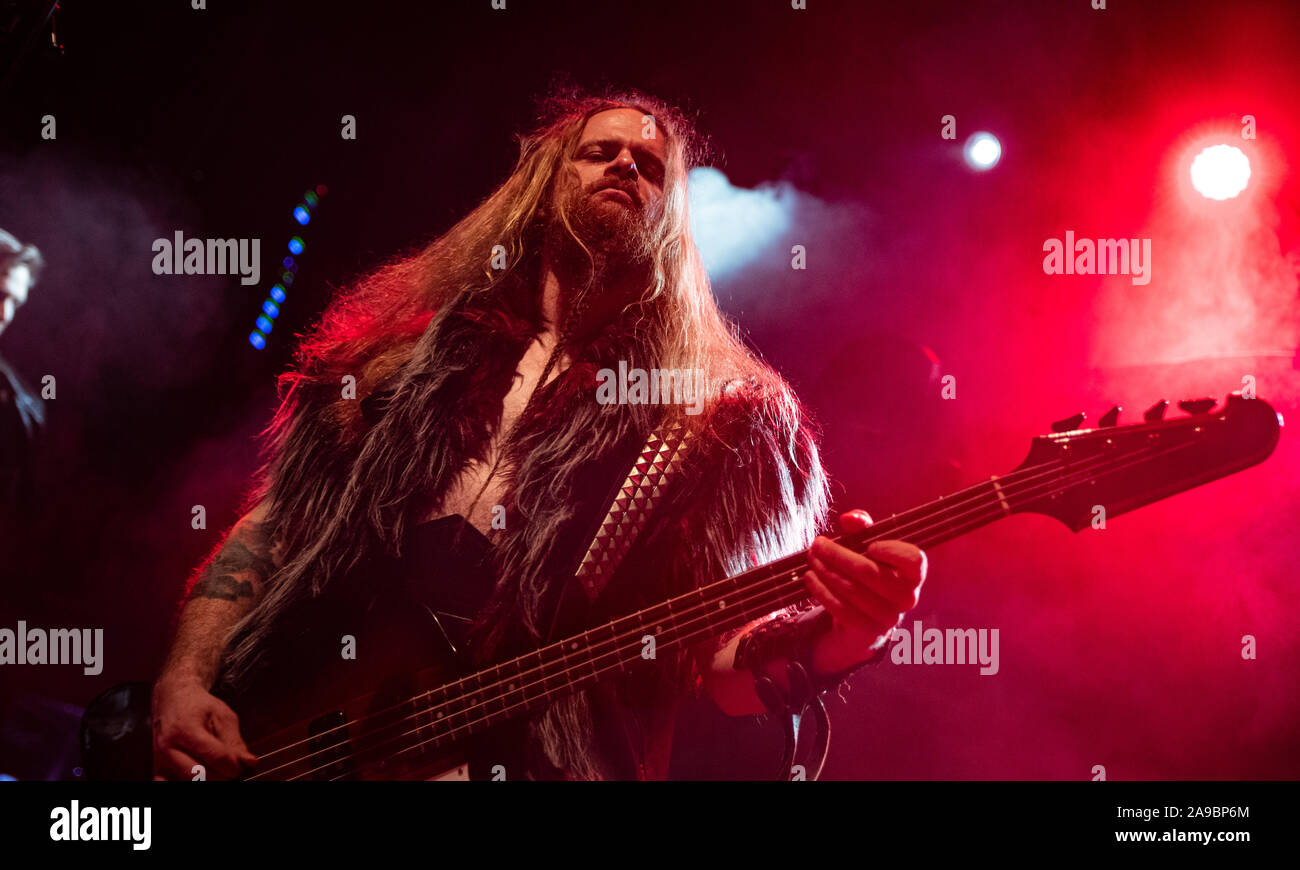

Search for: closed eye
xmin=576 ymin=140 xmax=666 ymax=186
xmin=580 ymin=144 xmax=617 ymax=161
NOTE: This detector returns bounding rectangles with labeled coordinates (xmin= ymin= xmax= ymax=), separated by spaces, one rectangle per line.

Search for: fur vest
xmin=234 ymin=283 xmax=831 ymax=779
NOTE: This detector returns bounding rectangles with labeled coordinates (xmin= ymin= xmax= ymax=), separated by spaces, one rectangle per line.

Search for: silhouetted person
xmin=0 ymin=229 xmax=46 ymax=547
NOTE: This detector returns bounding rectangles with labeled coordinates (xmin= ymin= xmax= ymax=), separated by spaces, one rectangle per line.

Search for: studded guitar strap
xmin=571 ymin=418 xmax=695 ymax=604
xmin=552 ymin=415 xmax=833 ymax=782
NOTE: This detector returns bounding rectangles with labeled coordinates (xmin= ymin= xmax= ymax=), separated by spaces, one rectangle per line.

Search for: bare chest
xmin=423 ymin=336 xmax=565 ymax=535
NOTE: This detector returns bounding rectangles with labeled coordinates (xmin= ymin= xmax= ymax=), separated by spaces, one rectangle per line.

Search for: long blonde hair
xmin=278 ymin=88 xmax=771 ymax=441
xmin=221 ymin=87 xmax=814 ymax=698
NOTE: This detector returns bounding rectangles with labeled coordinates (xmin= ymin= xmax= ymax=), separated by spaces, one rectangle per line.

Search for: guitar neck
xmin=417 ymin=470 xmax=1038 ymax=743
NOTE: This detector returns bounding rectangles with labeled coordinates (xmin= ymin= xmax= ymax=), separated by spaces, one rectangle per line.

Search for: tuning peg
xmin=1050 ymin=412 xmax=1086 ymax=432
xmin=1178 ymin=397 xmax=1217 ymax=415
xmin=1143 ymin=400 xmax=1168 ymax=423
xmin=1099 ymin=405 xmax=1121 ymax=427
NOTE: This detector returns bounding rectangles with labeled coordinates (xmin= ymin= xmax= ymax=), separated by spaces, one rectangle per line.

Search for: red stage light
xmin=1189 ymin=144 xmax=1251 ymax=200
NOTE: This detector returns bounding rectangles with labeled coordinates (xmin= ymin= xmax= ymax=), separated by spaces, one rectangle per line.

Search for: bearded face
xmin=549 ymin=108 xmax=669 ymax=276
xmin=561 ymin=173 xmax=658 ymax=265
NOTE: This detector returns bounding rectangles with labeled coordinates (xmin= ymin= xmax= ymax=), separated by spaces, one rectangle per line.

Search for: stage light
xmin=963 ymin=132 xmax=1002 ymax=170
xmin=1190 ymin=144 xmax=1250 ymax=199
xmin=249 ymin=182 xmax=326 ymax=349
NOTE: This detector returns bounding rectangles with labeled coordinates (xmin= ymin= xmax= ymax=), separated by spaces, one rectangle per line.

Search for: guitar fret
xmin=597 ymin=619 xmax=623 ymax=676
xmin=711 ymin=581 xmax=732 ymax=632
xmin=686 ymin=586 xmax=705 ymax=636
xmin=988 ymin=475 xmax=1012 ymax=516
xmin=555 ymin=637 xmax=574 ymax=700
xmin=472 ymin=670 xmax=488 ymax=728
xmin=503 ymin=653 xmax=528 ymax=719
xmin=578 ymin=627 xmax=600 ymax=686
xmin=515 ymin=649 xmax=536 ymax=709
xmin=480 ymin=663 xmax=504 ymax=724
xmin=659 ymin=596 xmax=677 ymax=653
xmin=444 ymin=677 xmax=467 ymax=738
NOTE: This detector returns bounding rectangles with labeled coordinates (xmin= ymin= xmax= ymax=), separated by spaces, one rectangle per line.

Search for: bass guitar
xmin=80 ymin=393 xmax=1282 ymax=780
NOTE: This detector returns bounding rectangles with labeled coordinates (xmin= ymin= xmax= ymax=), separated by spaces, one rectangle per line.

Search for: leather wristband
xmin=734 ymin=606 xmax=891 ymax=714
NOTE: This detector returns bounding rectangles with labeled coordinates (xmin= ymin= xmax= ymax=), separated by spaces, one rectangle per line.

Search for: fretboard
xmin=393 ymin=467 xmax=1054 ymax=762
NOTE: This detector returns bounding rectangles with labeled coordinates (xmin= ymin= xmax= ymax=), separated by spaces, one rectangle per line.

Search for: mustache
xmin=588 ymin=179 xmax=642 ymax=209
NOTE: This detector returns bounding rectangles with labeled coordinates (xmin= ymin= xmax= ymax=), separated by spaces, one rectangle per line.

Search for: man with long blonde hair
xmin=151 ymin=88 xmax=927 ymax=780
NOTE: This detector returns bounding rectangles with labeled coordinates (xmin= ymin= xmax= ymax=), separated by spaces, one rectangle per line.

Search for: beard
xmin=551 ymin=179 xmax=658 ymax=291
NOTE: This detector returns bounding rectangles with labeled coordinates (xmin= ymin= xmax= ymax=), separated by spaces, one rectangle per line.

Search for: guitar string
xmin=252 ymin=441 xmax=1174 ymax=779
xmin=260 ymin=442 xmax=1172 ymax=780
xmin=245 ymin=447 xmax=1108 ymax=777
xmin=298 ymin=440 xmax=1198 ymax=780
xmin=253 ymin=438 xmax=1194 ymax=779
xmin=320 ymin=440 xmax=1196 ymax=780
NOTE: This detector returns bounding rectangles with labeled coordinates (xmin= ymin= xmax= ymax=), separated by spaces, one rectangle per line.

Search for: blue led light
xmin=255 ymin=191 xmax=326 ymax=349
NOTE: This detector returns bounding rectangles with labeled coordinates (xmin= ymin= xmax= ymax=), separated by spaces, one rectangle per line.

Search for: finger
xmin=805 ymin=566 xmax=896 ymax=638
xmin=811 ymin=536 xmax=881 ymax=584
xmin=173 ymin=726 xmax=245 ymax=779
xmin=208 ymin=704 xmax=258 ymax=765
xmin=838 ymin=509 xmax=874 ymax=533
xmin=157 ymin=746 xmax=203 ymax=781
xmin=866 ymin=540 xmax=928 ymax=584
xmin=806 ymin=538 xmax=920 ymax=608
xmin=810 ymin=538 xmax=917 ymax=611
xmin=803 ymin=568 xmax=880 ymax=633
xmin=809 ymin=552 xmax=906 ymax=629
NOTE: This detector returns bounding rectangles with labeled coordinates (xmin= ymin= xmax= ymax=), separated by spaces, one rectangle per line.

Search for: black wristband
xmin=734 ymin=606 xmax=890 ymax=713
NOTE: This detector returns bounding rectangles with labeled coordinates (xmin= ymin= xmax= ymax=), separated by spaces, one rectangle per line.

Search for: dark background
xmin=1 ymin=0 xmax=1297 ymax=779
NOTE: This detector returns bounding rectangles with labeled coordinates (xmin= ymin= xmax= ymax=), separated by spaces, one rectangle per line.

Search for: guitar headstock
xmin=1010 ymin=393 xmax=1282 ymax=531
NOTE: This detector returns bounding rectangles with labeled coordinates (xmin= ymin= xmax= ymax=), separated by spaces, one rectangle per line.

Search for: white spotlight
xmin=1190 ymin=144 xmax=1251 ymax=200
xmin=963 ymin=132 xmax=1002 ymax=170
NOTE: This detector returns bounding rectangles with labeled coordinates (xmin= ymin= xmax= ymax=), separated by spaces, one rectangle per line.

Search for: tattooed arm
xmin=152 ymin=501 xmax=281 ymax=780
xmin=162 ymin=501 xmax=281 ymax=688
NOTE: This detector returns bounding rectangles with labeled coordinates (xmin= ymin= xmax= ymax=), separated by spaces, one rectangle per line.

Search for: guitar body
xmin=213 ymin=563 xmax=479 ymax=780
xmin=85 ymin=522 xmax=528 ymax=780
